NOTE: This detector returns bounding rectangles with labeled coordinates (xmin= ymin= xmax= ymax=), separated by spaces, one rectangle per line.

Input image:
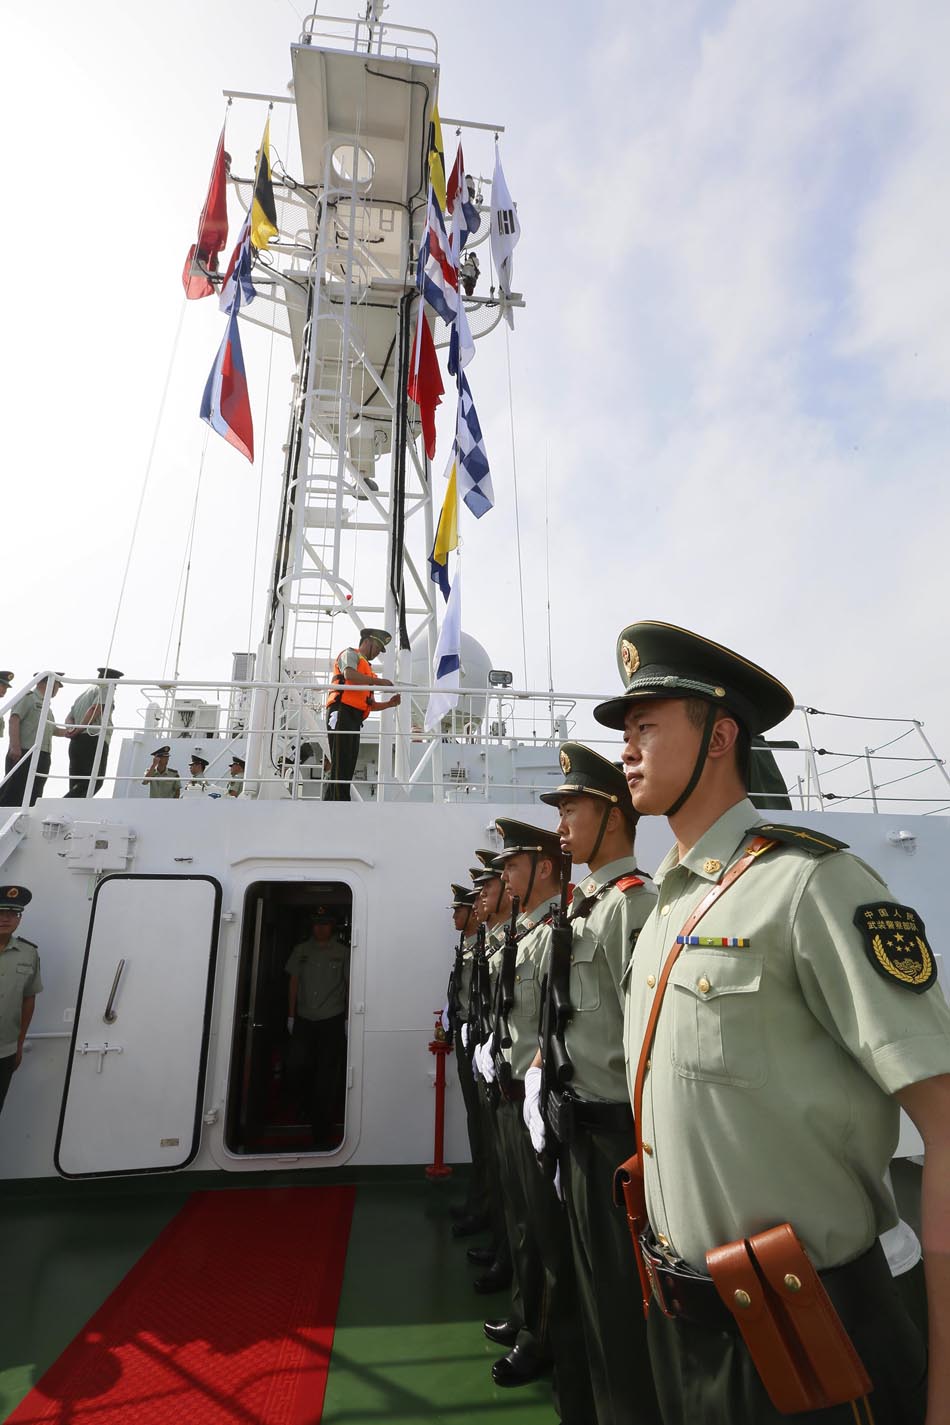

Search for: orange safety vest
xmin=327 ymin=650 xmax=374 ymax=715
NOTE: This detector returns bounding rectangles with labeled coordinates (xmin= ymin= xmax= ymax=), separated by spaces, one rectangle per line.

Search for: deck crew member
xmin=0 ymin=886 xmax=41 ymax=1117
xmin=64 ymin=666 xmax=123 ymax=798
xmin=527 ymin=742 xmax=661 ymax=1425
xmin=0 ymin=673 xmax=65 ymax=807
xmin=183 ymin=752 xmax=211 ymax=796
xmin=0 ymin=671 xmax=13 ymax=740
xmin=142 ymin=746 xmax=181 ymax=799
xmin=323 ymin=629 xmax=401 ymax=802
xmin=227 ymin=755 xmax=245 ymax=797
xmin=285 ymin=908 xmax=350 ymax=1146
xmin=480 ymin=819 xmax=595 ymax=1420
xmin=592 ymin=620 xmax=950 ymax=1425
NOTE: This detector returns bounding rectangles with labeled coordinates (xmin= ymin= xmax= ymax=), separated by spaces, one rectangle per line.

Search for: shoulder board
xmin=751 ymin=824 xmax=848 ymax=855
xmin=614 ymin=874 xmax=645 ymax=893
xmin=15 ymin=936 xmax=38 ymax=949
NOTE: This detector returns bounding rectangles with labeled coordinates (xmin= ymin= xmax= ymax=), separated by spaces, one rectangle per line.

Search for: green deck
xmin=0 ymin=1173 xmax=557 ymax=1423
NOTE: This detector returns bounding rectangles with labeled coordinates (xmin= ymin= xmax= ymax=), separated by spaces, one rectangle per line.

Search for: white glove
xmin=287 ymin=1016 xmax=295 ymax=1034
xmin=523 ymin=1064 xmax=546 ymax=1153
xmin=461 ymin=1023 xmax=470 ymax=1050
xmin=474 ymin=1039 xmax=496 ymax=1083
xmin=441 ymin=1003 xmax=450 ymax=1033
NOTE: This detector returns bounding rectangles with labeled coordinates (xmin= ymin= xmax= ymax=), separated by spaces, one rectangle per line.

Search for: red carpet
xmin=9 ymin=1185 xmax=355 ymax=1425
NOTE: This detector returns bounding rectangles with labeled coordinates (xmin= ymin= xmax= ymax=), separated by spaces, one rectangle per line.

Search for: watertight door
xmin=55 ymin=874 xmax=221 ymax=1178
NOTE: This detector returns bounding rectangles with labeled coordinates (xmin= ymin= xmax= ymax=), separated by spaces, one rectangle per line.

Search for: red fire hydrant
xmin=426 ymin=1010 xmax=454 ymax=1179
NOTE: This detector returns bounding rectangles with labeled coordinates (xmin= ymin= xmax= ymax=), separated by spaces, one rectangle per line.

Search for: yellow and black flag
xmin=250 ymin=116 xmax=279 ymax=252
xmin=428 ymin=103 xmax=446 ymax=213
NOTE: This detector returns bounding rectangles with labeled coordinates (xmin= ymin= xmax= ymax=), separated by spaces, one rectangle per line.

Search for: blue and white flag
xmin=425 ymin=564 xmax=462 ymax=730
xmin=447 ymin=186 xmax=475 ymax=377
xmin=219 ymin=215 xmax=256 ymax=315
xmin=456 ymin=375 xmax=493 ymax=517
xmin=447 ymin=144 xmax=481 ymax=251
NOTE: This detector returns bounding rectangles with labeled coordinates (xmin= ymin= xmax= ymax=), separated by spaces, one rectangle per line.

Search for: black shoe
xmin=466 ymin=1246 xmax=495 ymax=1266
xmin=491 ymin=1344 xmax=547 ymax=1387
xmin=451 ymin=1213 xmax=490 ymax=1239
xmin=473 ymin=1264 xmax=513 ymax=1294
xmin=483 ymin=1319 xmax=519 ymax=1347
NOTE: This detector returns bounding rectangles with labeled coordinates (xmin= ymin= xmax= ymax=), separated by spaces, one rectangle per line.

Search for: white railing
xmin=0 ymin=675 xmax=948 ymax=812
xmin=298 ymin=13 xmax=438 ymax=64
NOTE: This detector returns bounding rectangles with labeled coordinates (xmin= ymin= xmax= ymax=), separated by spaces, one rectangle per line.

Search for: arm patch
xmin=853 ymin=903 xmax=936 ymax=994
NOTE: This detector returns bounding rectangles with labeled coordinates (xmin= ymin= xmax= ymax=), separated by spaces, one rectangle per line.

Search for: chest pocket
xmin=513 ymin=957 xmax=540 ymax=1021
xmin=668 ymin=951 xmax=766 ymax=1087
xmin=569 ymin=932 xmax=601 ymax=1012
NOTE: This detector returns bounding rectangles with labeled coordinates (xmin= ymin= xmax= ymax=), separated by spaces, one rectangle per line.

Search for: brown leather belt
xmin=641 ymin=1233 xmax=889 ymax=1335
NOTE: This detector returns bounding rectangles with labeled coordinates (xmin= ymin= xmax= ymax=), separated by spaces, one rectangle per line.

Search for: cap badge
xmin=714 ymin=686 xmax=726 ymax=698
xmin=703 ymin=859 xmax=722 ymax=876
xmin=559 ymin=749 xmax=571 ymax=775
xmin=621 ymin=640 xmax=640 ymax=678
xmin=8 ymin=887 xmax=18 ymax=898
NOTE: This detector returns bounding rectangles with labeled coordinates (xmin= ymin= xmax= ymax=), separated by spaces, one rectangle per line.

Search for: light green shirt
xmin=68 ymin=684 xmax=112 ymax=735
xmin=285 ymin=936 xmax=350 ymax=1021
xmin=8 ymin=690 xmax=56 ymax=755
xmin=624 ymin=798 xmax=950 ymax=1272
xmin=0 ymin=935 xmax=43 ymax=1058
xmin=503 ymin=898 xmax=558 ymax=1080
xmin=565 ymin=856 xmax=657 ymax=1102
xmin=143 ymin=767 xmax=181 ymax=799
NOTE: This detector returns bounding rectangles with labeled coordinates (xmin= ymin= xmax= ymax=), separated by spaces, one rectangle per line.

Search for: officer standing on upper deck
xmin=0 ymin=671 xmax=13 ymax=741
xmin=526 ymin=742 xmax=662 ymax=1425
xmin=64 ymin=666 xmax=123 ymax=798
xmin=0 ymin=887 xmax=42 ymax=1117
xmin=0 ymin=673 xmax=66 ymax=806
xmin=592 ymin=620 xmax=950 ymax=1425
xmin=142 ymin=746 xmax=182 ymax=799
xmin=227 ymin=754 xmax=245 ymax=797
xmin=323 ymin=628 xmax=401 ymax=801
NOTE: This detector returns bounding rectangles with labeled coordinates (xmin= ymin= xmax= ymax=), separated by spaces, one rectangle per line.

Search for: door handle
xmin=103 ymin=959 xmax=126 ymax=1024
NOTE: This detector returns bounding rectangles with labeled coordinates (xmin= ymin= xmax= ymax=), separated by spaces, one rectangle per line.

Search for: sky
xmin=2 ymin=0 xmax=948 ymax=811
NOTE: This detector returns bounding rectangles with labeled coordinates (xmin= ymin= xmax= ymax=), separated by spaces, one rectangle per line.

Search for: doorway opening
xmin=226 ymin=880 xmax=353 ymax=1155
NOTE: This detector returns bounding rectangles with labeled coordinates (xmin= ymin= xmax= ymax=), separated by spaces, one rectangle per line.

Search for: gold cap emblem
xmin=559 ymin=748 xmax=571 ymax=775
xmin=703 ymin=859 xmax=722 ymax=876
xmin=620 ymin=640 xmax=640 ymax=678
xmin=7 ymin=887 xmax=18 ymax=899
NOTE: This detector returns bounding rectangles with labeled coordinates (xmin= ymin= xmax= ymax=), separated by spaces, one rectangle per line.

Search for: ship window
xmin=330 ymin=141 xmax=375 ymax=193
xmin=225 ymin=880 xmax=353 ymax=1156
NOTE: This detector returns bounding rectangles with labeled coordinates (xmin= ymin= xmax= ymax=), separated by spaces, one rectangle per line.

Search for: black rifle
xmin=445 ymin=928 xmax=465 ymax=1046
xmin=491 ymin=896 xmax=520 ymax=1092
xmin=538 ymin=852 xmax=575 ymax=1158
xmin=468 ymin=922 xmax=488 ymax=1049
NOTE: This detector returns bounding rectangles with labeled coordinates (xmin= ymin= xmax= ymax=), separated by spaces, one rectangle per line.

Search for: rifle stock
xmin=539 ymin=852 xmax=575 ymax=1165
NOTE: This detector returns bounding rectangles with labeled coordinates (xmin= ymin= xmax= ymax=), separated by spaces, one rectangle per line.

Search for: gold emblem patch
xmin=853 ymin=903 xmax=936 ymax=994
xmin=620 ymin=640 xmax=640 ymax=678
xmin=7 ymin=888 xmax=18 ymax=899
xmin=559 ymin=749 xmax=571 ymax=775
xmin=703 ymin=859 xmax=722 ymax=876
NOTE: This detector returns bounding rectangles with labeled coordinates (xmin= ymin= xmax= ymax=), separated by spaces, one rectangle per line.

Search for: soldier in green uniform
xmin=0 ymin=671 xmax=13 ymax=741
xmin=478 ymin=818 xmax=595 ymax=1421
xmin=183 ymin=752 xmax=211 ymax=796
xmin=0 ymin=886 xmax=42 ymax=1116
xmin=592 ymin=620 xmax=950 ymax=1425
xmin=526 ymin=742 xmax=661 ymax=1425
xmin=64 ymin=666 xmax=123 ymax=798
xmin=142 ymin=745 xmax=182 ymax=799
xmin=227 ymin=754 xmax=245 ymax=797
xmin=285 ymin=907 xmax=350 ymax=1146
xmin=0 ymin=673 xmax=65 ymax=806
xmin=445 ymin=884 xmax=486 ymax=1223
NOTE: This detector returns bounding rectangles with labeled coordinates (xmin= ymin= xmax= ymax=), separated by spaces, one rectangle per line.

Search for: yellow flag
xmin=251 ymin=117 xmax=279 ymax=251
xmin=433 ymin=460 xmax=458 ymax=568
xmin=428 ymin=103 xmax=447 ymax=213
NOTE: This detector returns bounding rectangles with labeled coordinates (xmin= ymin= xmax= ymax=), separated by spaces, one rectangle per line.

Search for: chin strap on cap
xmin=584 ymin=801 xmax=614 ymax=868
xmin=664 ymin=702 xmax=718 ymax=817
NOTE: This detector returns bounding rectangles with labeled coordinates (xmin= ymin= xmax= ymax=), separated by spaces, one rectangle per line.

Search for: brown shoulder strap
xmin=632 ymin=835 xmax=776 ymax=1138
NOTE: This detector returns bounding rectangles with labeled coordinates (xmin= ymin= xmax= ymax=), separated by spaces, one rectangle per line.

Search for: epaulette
xmin=15 ymin=936 xmax=38 ymax=949
xmin=751 ymin=824 xmax=848 ymax=856
xmin=614 ymin=874 xmax=645 ymax=893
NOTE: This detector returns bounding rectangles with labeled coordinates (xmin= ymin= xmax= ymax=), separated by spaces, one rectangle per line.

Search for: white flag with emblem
xmin=490 ymin=142 xmax=521 ymax=328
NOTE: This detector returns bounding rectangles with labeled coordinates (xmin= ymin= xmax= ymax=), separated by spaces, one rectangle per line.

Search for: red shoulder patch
xmin=615 ymin=874 xmax=645 ymax=893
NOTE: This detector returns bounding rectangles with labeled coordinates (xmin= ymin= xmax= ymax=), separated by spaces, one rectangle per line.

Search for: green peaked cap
xmin=493 ymin=817 xmax=561 ymax=862
xmin=593 ymin=620 xmax=794 ymax=735
xmin=450 ymin=883 xmax=477 ymax=906
xmin=539 ymin=741 xmax=637 ymax=822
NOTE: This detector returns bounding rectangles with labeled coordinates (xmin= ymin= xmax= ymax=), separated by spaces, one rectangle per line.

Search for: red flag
xmin=407 ymin=307 xmax=443 ymax=460
xmin=182 ymin=127 xmax=230 ymax=299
